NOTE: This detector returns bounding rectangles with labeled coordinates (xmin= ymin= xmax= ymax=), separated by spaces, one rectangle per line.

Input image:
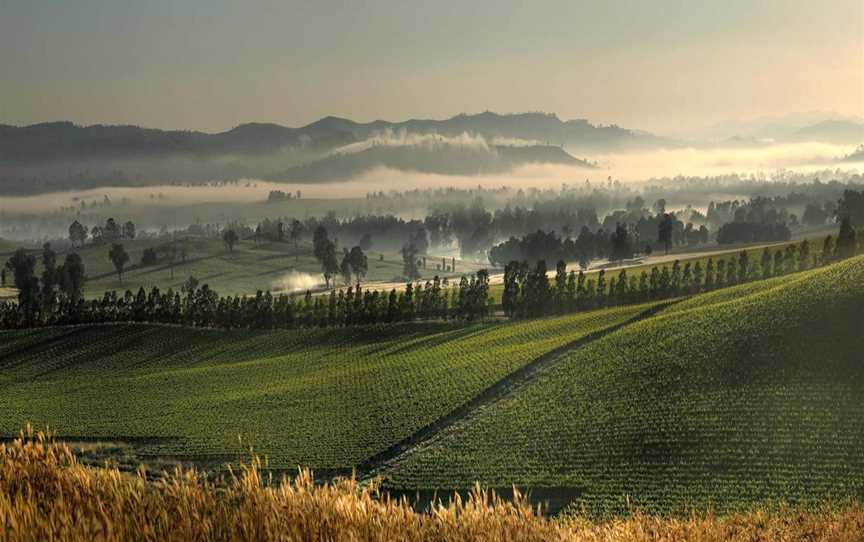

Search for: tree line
xmin=68 ymin=218 xmax=136 ymax=248
xmin=501 ymin=219 xmax=860 ymax=318
xmin=0 ymin=262 xmax=491 ymax=330
xmin=2 ymin=218 xmax=861 ymax=332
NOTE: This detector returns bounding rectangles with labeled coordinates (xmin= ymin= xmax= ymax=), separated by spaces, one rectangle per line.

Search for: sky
xmin=1 ymin=0 xmax=862 ymax=135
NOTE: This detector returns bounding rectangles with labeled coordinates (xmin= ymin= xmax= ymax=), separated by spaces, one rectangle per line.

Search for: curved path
xmin=359 ymin=300 xmax=679 ymax=478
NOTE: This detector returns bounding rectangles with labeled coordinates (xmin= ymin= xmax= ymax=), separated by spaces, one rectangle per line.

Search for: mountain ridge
xmin=0 ymin=111 xmax=658 ymax=165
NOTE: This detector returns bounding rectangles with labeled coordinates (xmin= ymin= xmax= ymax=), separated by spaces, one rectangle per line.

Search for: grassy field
xmin=0 ymin=304 xmax=650 ymax=472
xmin=381 ymin=256 xmax=864 ymax=514
xmin=0 ymin=235 xmax=486 ymax=299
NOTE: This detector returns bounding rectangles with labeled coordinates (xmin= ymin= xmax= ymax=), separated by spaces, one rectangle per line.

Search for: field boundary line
xmin=358 ymin=300 xmax=680 ymax=477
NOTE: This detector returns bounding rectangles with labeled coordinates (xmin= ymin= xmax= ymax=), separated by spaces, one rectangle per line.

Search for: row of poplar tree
xmin=0 ymin=271 xmax=491 ymax=330
xmin=1 ymin=219 xmax=861 ymax=330
xmin=503 ymin=220 xmax=860 ymax=318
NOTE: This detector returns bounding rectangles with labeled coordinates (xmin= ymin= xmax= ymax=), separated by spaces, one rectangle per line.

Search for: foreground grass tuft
xmin=1 ymin=428 xmax=862 ymax=541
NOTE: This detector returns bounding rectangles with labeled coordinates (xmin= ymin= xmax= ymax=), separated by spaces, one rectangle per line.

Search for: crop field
xmin=0 ymin=303 xmax=652 ymax=471
xmin=381 ymin=256 xmax=864 ymax=515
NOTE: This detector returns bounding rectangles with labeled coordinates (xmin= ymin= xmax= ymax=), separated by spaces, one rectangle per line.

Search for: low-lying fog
xmin=1 ymin=142 xmax=860 ymax=233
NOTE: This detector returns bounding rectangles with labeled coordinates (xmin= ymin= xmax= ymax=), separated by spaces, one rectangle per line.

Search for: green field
xmin=0 ymin=303 xmax=650 ymax=471
xmin=0 ymin=235 xmax=486 ymax=299
xmin=1 ymin=255 xmax=861 ymax=515
xmin=381 ymin=256 xmax=864 ymax=514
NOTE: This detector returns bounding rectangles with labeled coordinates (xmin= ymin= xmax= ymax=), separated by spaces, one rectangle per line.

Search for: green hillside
xmin=0 ymin=303 xmax=651 ymax=471
xmin=381 ymin=257 xmax=864 ymax=514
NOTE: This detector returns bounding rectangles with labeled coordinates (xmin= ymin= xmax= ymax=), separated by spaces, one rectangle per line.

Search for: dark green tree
xmin=321 ymin=242 xmax=339 ymax=288
xmin=837 ymin=189 xmax=864 ymax=226
xmin=658 ymin=214 xmax=674 ymax=254
xmin=693 ymin=261 xmax=704 ymax=292
xmin=773 ymin=250 xmax=784 ymax=276
xmin=783 ymin=245 xmax=797 ymax=274
xmin=5 ymin=248 xmax=40 ymax=322
xmin=401 ymin=241 xmax=421 ymax=281
xmin=610 ymin=223 xmax=633 ymax=261
xmin=704 ymin=258 xmax=715 ymax=290
xmin=554 ymin=260 xmax=567 ymax=312
xmin=222 ymin=229 xmax=239 ymax=252
xmin=348 ymin=246 xmax=368 ymax=283
xmin=715 ymin=259 xmax=726 ymax=288
xmin=596 ymin=269 xmax=607 ymax=306
xmin=761 ymin=249 xmax=773 ymax=279
xmin=104 ymin=218 xmax=121 ymax=242
xmin=290 ymin=220 xmax=304 ymax=262
xmin=68 ymin=220 xmax=87 ymax=248
xmin=340 ymin=249 xmax=353 ymax=285
xmin=798 ymin=239 xmax=810 ymax=271
xmin=58 ymin=253 xmax=85 ymax=303
xmin=836 ymin=216 xmax=858 ymax=260
xmin=122 ymin=221 xmax=136 ymax=240
xmin=737 ymin=251 xmax=750 ymax=283
xmin=670 ymin=260 xmax=681 ymax=294
xmin=109 ymin=243 xmax=130 ymax=282
xmin=822 ymin=235 xmax=834 ymax=265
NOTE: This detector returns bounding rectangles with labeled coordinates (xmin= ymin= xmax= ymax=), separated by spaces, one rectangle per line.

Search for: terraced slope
xmin=0 ymin=304 xmax=652 ymax=471
xmin=381 ymin=257 xmax=864 ymax=514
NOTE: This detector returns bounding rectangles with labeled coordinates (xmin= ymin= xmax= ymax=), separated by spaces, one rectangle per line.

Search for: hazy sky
xmin=1 ymin=0 xmax=862 ymax=135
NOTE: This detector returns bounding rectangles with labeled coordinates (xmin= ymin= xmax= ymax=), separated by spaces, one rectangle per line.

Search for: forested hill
xmin=0 ymin=112 xmax=658 ymax=166
xmin=272 ymin=143 xmax=595 ymax=182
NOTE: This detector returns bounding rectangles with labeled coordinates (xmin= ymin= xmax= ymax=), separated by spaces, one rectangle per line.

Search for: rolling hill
xmin=380 ymin=256 xmax=864 ymax=514
xmin=0 ymin=256 xmax=860 ymax=515
xmin=272 ymin=143 xmax=594 ymax=182
xmin=0 ymin=304 xmax=651 ymax=472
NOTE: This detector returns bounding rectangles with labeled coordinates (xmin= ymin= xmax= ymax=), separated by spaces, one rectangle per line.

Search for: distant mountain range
xmin=692 ymin=111 xmax=864 ymax=144
xmin=1 ymin=111 xmax=861 ymax=196
xmin=0 ymin=112 xmax=661 ymax=165
xmin=789 ymin=120 xmax=864 ymax=145
xmin=0 ymin=112 xmax=647 ymax=194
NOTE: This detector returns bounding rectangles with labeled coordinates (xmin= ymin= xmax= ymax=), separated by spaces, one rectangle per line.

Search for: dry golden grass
xmin=1 ymin=428 xmax=862 ymax=541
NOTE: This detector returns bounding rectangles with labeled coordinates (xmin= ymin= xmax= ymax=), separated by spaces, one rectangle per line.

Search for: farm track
xmin=359 ymin=300 xmax=680 ymax=478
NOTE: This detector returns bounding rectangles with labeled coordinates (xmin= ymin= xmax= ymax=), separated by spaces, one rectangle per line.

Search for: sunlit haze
xmin=1 ymin=0 xmax=862 ymax=135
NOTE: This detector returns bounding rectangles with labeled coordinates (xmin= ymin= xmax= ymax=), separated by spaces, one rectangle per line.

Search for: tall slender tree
xmin=109 ymin=243 xmax=130 ymax=282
